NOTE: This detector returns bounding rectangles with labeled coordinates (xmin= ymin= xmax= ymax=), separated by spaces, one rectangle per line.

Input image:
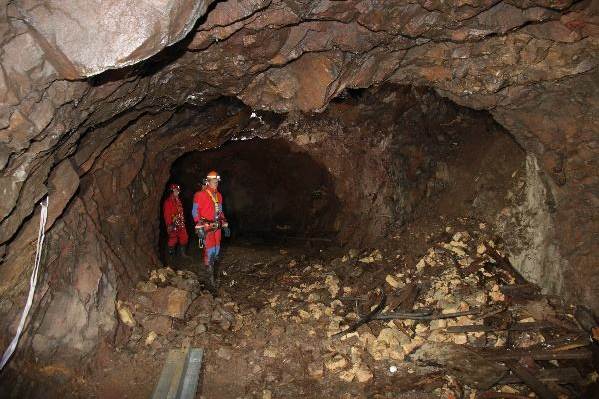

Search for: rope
xmin=0 ymin=196 xmax=48 ymax=370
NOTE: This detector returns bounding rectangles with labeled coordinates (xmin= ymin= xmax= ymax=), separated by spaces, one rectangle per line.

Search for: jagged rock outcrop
xmin=0 ymin=0 xmax=597 ymax=371
xmin=10 ymin=0 xmax=214 ymax=78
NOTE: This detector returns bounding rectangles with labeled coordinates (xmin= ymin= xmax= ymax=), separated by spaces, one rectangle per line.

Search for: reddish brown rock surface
xmin=0 ymin=0 xmax=596 ymax=377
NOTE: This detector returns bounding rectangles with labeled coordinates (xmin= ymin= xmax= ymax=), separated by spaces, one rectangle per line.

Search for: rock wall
xmin=0 ymin=0 xmax=597 ymax=371
xmin=497 ymin=155 xmax=566 ymax=296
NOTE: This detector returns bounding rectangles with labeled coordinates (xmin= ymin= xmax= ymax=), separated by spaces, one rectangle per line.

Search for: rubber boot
xmin=207 ymin=262 xmax=216 ymax=288
xmin=177 ymin=245 xmax=191 ymax=259
xmin=167 ymin=246 xmax=176 ymax=264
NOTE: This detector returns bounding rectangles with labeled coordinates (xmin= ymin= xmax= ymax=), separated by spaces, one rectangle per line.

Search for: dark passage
xmin=162 ymin=138 xmax=340 ymax=250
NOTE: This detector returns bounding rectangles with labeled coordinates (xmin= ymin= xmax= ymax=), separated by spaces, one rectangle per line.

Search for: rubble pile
xmin=269 ymin=222 xmax=596 ymax=398
xmin=107 ymin=224 xmax=596 ymax=398
xmin=114 ymin=267 xmax=241 ymax=353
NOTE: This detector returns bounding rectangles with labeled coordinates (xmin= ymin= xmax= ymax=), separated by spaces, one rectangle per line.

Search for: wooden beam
xmin=504 ymin=361 xmax=558 ymax=399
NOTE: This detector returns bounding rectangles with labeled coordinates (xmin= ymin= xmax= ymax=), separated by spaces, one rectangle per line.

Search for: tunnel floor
xmin=60 ymin=210 xmax=596 ymax=399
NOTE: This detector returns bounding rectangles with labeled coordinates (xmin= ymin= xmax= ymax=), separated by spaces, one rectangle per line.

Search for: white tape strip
xmin=0 ymin=196 xmax=48 ymax=370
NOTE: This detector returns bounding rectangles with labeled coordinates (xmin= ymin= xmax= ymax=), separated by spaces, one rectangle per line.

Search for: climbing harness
xmin=0 ymin=196 xmax=48 ymax=370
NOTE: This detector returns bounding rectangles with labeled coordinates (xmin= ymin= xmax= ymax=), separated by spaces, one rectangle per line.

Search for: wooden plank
xmin=332 ymin=293 xmax=386 ymax=339
xmin=505 ymin=361 xmax=558 ymax=399
xmin=387 ymin=283 xmax=418 ymax=311
xmin=375 ymin=309 xmax=480 ymax=321
xmin=445 ymin=321 xmax=551 ymax=333
xmin=499 ymin=367 xmax=582 ymax=385
xmin=412 ymin=342 xmax=507 ymax=390
xmin=482 ymin=348 xmax=592 ymax=362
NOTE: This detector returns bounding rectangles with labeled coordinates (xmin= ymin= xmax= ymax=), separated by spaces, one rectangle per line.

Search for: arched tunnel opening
xmin=2 ymin=84 xmax=598 ymax=399
xmin=160 ymin=137 xmax=340 ymax=254
xmin=0 ymin=1 xmax=597 ymax=397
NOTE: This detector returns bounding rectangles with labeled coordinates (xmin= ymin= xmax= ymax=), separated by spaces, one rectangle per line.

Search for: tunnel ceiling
xmin=0 ymin=0 xmax=598 ymax=365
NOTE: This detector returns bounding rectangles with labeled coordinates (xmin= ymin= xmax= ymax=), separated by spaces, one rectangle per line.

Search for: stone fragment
xmin=489 ymin=285 xmax=506 ymax=302
xmin=325 ymin=274 xmax=340 ymax=297
xmin=195 ymin=323 xmax=207 ymax=334
xmin=476 ymin=243 xmax=486 ymax=255
xmin=307 ymin=361 xmax=324 ymax=378
xmin=166 ymin=288 xmax=193 ymax=319
xmin=453 ymin=333 xmax=468 ymax=345
xmin=325 ymin=354 xmax=348 ymax=371
xmin=402 ymin=336 xmax=425 ymax=355
xmin=385 ymin=274 xmax=403 ymax=289
xmin=140 ymin=315 xmax=172 ymax=335
xmin=359 ymin=249 xmax=382 ymax=263
xmin=338 ymin=369 xmax=355 ymax=382
xmin=217 ymin=347 xmax=233 ymax=360
xmin=145 ymin=331 xmax=157 ymax=346
xmin=116 ymin=300 xmax=135 ymax=327
xmin=137 ymin=281 xmax=158 ymax=293
xmin=264 ymin=347 xmax=278 ymax=358
xmin=354 ymin=363 xmax=373 ymax=383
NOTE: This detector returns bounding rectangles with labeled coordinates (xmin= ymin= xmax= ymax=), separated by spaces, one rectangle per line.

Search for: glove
xmin=223 ymin=226 xmax=231 ymax=237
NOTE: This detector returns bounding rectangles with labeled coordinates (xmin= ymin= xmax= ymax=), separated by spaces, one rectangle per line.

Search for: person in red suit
xmin=163 ymin=183 xmax=189 ymax=258
xmin=192 ymin=171 xmax=230 ymax=285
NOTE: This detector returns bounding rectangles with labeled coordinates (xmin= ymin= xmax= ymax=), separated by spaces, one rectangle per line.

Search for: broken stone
xmin=137 ymin=281 xmax=158 ymax=293
xmin=338 ymin=369 xmax=355 ymax=382
xmin=385 ymin=274 xmax=403 ymax=289
xmin=402 ymin=335 xmax=426 ymax=355
xmin=262 ymin=389 xmax=272 ymax=399
xmin=367 ymin=328 xmax=409 ymax=361
xmin=195 ymin=323 xmax=207 ymax=334
xmin=116 ymin=300 xmax=135 ymax=327
xmin=264 ymin=347 xmax=278 ymax=358
xmin=354 ymin=363 xmax=373 ymax=383
xmin=453 ymin=334 xmax=468 ymax=345
xmin=325 ymin=274 xmax=340 ymax=298
xmin=145 ymin=331 xmax=157 ymax=346
xmin=217 ymin=347 xmax=233 ymax=360
xmin=166 ymin=288 xmax=193 ymax=319
xmin=489 ymin=285 xmax=506 ymax=302
xmin=359 ymin=249 xmax=382 ymax=263
xmin=476 ymin=243 xmax=486 ymax=255
xmin=307 ymin=361 xmax=324 ymax=378
xmin=415 ymin=323 xmax=429 ymax=335
xmin=299 ymin=309 xmax=311 ymax=319
xmin=416 ymin=258 xmax=426 ymax=272
xmin=140 ymin=315 xmax=172 ymax=335
xmin=325 ymin=354 xmax=348 ymax=371
xmin=430 ymin=319 xmax=448 ymax=330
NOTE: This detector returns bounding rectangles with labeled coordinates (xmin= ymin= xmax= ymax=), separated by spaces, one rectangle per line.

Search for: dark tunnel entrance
xmin=159 ymin=137 xmax=341 ymax=259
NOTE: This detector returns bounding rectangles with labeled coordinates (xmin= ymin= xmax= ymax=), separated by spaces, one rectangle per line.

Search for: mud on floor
xmin=71 ymin=214 xmax=598 ymax=399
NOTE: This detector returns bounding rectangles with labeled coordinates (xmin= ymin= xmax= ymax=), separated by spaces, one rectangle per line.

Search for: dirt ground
xmin=64 ymin=208 xmax=594 ymax=399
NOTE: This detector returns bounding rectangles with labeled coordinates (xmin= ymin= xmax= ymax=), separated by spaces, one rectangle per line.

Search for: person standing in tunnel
xmin=163 ymin=183 xmax=190 ymax=260
xmin=192 ymin=170 xmax=230 ymax=286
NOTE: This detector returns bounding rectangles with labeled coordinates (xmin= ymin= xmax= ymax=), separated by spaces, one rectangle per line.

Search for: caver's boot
xmin=167 ymin=246 xmax=176 ymax=264
xmin=177 ymin=245 xmax=191 ymax=259
xmin=207 ymin=260 xmax=216 ymax=288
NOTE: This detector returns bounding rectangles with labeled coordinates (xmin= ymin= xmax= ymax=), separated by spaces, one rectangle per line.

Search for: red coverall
xmin=192 ymin=187 xmax=227 ymax=266
xmin=163 ymin=194 xmax=189 ymax=248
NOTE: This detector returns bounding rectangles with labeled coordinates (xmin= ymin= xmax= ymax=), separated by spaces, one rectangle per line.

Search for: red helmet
xmin=169 ymin=183 xmax=180 ymax=191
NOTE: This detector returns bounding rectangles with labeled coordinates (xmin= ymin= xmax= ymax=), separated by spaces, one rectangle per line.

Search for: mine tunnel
xmin=161 ymin=137 xmax=341 ymax=253
xmin=1 ymin=1 xmax=598 ymax=398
